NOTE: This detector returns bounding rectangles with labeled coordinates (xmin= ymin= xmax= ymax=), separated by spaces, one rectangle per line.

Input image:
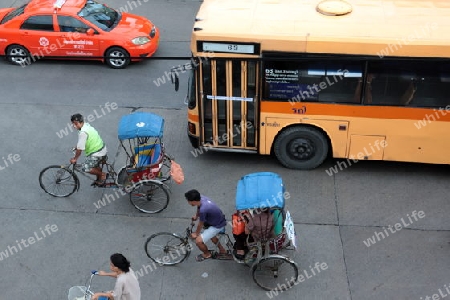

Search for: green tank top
xmin=81 ymin=123 xmax=104 ymax=156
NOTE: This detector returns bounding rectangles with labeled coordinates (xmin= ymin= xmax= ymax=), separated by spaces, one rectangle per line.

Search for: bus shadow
xmin=322 ymin=157 xmax=450 ymax=176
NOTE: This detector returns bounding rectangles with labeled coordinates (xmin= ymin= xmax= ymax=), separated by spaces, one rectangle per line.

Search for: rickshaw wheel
xmin=129 ymin=181 xmax=169 ymax=213
xmin=251 ymin=255 xmax=298 ymax=291
xmin=244 ymin=246 xmax=259 ymax=267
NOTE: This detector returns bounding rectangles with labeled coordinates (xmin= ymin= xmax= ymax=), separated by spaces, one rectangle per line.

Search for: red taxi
xmin=0 ymin=0 xmax=160 ymax=68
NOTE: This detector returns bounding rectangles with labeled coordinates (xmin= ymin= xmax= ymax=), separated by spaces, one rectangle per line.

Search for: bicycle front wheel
xmin=145 ymin=233 xmax=190 ymax=265
xmin=129 ymin=181 xmax=169 ymax=213
xmin=39 ymin=165 xmax=78 ymax=197
xmin=252 ymin=255 xmax=299 ymax=291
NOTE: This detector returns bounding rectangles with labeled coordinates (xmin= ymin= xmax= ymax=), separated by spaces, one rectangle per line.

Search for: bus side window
xmin=315 ymin=67 xmax=363 ymax=104
xmin=365 ymin=73 xmax=414 ymax=106
xmin=315 ymin=75 xmax=354 ymax=103
xmin=400 ymin=79 xmax=417 ymax=106
xmin=410 ymin=75 xmax=450 ymax=107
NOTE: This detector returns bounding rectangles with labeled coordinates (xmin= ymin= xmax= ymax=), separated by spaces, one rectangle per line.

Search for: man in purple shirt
xmin=185 ymin=189 xmax=227 ymax=261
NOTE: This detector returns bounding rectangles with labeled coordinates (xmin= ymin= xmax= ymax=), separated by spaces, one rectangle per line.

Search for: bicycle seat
xmin=99 ymin=155 xmax=108 ymax=164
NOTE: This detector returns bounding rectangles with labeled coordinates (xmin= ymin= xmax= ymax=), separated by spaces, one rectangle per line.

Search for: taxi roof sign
xmin=53 ymin=0 xmax=66 ymax=9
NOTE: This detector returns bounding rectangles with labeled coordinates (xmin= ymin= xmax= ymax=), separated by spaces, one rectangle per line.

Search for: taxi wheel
xmin=6 ymin=45 xmax=31 ymax=66
xmin=105 ymin=47 xmax=130 ymax=69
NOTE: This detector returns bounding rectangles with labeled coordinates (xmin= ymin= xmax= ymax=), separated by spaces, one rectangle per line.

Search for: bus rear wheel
xmin=274 ymin=126 xmax=328 ymax=170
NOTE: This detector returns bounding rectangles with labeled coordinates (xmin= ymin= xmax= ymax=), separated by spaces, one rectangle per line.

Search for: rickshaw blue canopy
xmin=118 ymin=112 xmax=164 ymax=140
xmin=235 ymin=172 xmax=285 ymax=210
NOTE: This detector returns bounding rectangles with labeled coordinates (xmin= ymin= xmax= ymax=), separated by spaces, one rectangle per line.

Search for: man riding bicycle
xmin=70 ymin=113 xmax=108 ymax=185
xmin=185 ymin=189 xmax=228 ymax=261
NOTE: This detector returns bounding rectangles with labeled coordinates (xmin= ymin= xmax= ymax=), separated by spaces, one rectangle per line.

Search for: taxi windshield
xmin=78 ymin=0 xmax=119 ymax=31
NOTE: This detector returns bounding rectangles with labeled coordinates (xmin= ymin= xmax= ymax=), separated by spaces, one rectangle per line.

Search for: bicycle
xmin=144 ymin=221 xmax=235 ymax=266
xmin=68 ymin=270 xmax=108 ymax=300
xmin=39 ymin=154 xmax=117 ymax=197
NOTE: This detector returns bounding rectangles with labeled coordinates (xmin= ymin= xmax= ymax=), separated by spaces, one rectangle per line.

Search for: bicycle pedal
xmin=216 ymin=253 xmax=233 ymax=260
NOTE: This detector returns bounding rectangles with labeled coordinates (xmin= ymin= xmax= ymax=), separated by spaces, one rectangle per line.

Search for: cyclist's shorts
xmin=82 ymin=155 xmax=103 ymax=172
xmin=201 ymin=226 xmax=225 ymax=243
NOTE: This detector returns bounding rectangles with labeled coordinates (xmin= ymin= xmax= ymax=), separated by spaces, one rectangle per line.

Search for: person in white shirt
xmin=92 ymin=253 xmax=141 ymax=300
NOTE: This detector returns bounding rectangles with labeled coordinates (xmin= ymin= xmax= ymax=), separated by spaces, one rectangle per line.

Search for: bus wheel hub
xmin=289 ymin=139 xmax=313 ymax=159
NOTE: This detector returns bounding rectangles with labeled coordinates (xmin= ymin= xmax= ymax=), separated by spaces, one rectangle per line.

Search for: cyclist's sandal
xmin=92 ymin=174 xmax=109 ymax=186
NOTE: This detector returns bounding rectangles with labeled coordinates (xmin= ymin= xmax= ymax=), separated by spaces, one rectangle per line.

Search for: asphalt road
xmin=1 ymin=0 xmax=450 ymax=300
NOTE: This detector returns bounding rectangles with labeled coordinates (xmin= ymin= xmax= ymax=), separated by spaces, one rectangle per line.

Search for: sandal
xmin=92 ymin=174 xmax=109 ymax=186
xmin=195 ymin=254 xmax=212 ymax=262
xmin=232 ymin=250 xmax=245 ymax=260
xmin=92 ymin=180 xmax=106 ymax=186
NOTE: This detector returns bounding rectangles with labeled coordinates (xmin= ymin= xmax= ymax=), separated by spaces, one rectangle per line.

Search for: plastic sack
xmin=170 ymin=160 xmax=184 ymax=184
xmin=232 ymin=212 xmax=245 ymax=235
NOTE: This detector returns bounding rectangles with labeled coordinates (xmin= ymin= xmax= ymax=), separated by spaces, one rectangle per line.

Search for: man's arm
xmin=191 ymin=208 xmax=204 ymax=238
xmin=70 ymin=149 xmax=82 ymax=164
xmin=195 ymin=220 xmax=204 ymax=236
xmin=192 ymin=207 xmax=200 ymax=221
xmin=70 ymin=131 xmax=87 ymax=163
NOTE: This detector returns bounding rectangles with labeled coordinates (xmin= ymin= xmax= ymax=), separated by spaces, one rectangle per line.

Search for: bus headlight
xmin=132 ymin=37 xmax=150 ymax=45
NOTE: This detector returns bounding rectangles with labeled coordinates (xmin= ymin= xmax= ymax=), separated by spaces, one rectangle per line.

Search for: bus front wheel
xmin=274 ymin=126 xmax=328 ymax=170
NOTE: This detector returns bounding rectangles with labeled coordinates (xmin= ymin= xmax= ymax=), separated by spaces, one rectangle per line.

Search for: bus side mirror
xmin=86 ymin=28 xmax=95 ymax=36
xmin=171 ymin=69 xmax=179 ymax=92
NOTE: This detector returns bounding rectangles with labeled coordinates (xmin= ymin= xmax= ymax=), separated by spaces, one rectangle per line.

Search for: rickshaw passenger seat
xmin=133 ymin=143 xmax=162 ymax=168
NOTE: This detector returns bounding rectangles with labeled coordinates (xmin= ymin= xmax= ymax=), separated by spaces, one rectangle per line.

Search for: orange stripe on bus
xmin=261 ymin=102 xmax=450 ymax=121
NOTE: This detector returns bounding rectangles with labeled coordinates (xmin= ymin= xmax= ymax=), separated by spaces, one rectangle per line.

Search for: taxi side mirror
xmin=86 ymin=28 xmax=95 ymax=36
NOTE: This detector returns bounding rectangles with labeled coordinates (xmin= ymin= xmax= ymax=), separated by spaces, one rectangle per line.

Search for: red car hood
xmin=112 ymin=12 xmax=154 ymax=37
xmin=0 ymin=8 xmax=13 ymax=22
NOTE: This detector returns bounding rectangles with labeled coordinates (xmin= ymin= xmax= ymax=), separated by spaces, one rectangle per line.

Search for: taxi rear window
xmin=1 ymin=4 xmax=27 ymax=24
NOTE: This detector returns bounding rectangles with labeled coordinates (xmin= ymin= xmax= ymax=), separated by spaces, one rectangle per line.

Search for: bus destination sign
xmin=200 ymin=42 xmax=258 ymax=54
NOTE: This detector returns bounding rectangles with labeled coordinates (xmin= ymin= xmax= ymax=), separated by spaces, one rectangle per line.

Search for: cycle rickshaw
xmin=145 ymin=172 xmax=299 ymax=291
xmin=233 ymin=172 xmax=299 ymax=290
xmin=39 ymin=111 xmax=174 ymax=213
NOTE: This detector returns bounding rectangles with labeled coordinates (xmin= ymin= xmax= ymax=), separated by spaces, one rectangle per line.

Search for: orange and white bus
xmin=181 ymin=0 xmax=450 ymax=169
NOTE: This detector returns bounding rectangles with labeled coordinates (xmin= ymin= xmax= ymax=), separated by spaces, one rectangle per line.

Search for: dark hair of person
xmin=185 ymin=189 xmax=201 ymax=202
xmin=110 ymin=253 xmax=130 ymax=273
xmin=70 ymin=113 xmax=84 ymax=123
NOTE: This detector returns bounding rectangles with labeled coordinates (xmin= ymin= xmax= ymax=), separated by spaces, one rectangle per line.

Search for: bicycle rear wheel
xmin=39 ymin=165 xmax=78 ymax=197
xmin=145 ymin=232 xmax=191 ymax=265
xmin=252 ymin=255 xmax=298 ymax=291
xmin=129 ymin=181 xmax=169 ymax=213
